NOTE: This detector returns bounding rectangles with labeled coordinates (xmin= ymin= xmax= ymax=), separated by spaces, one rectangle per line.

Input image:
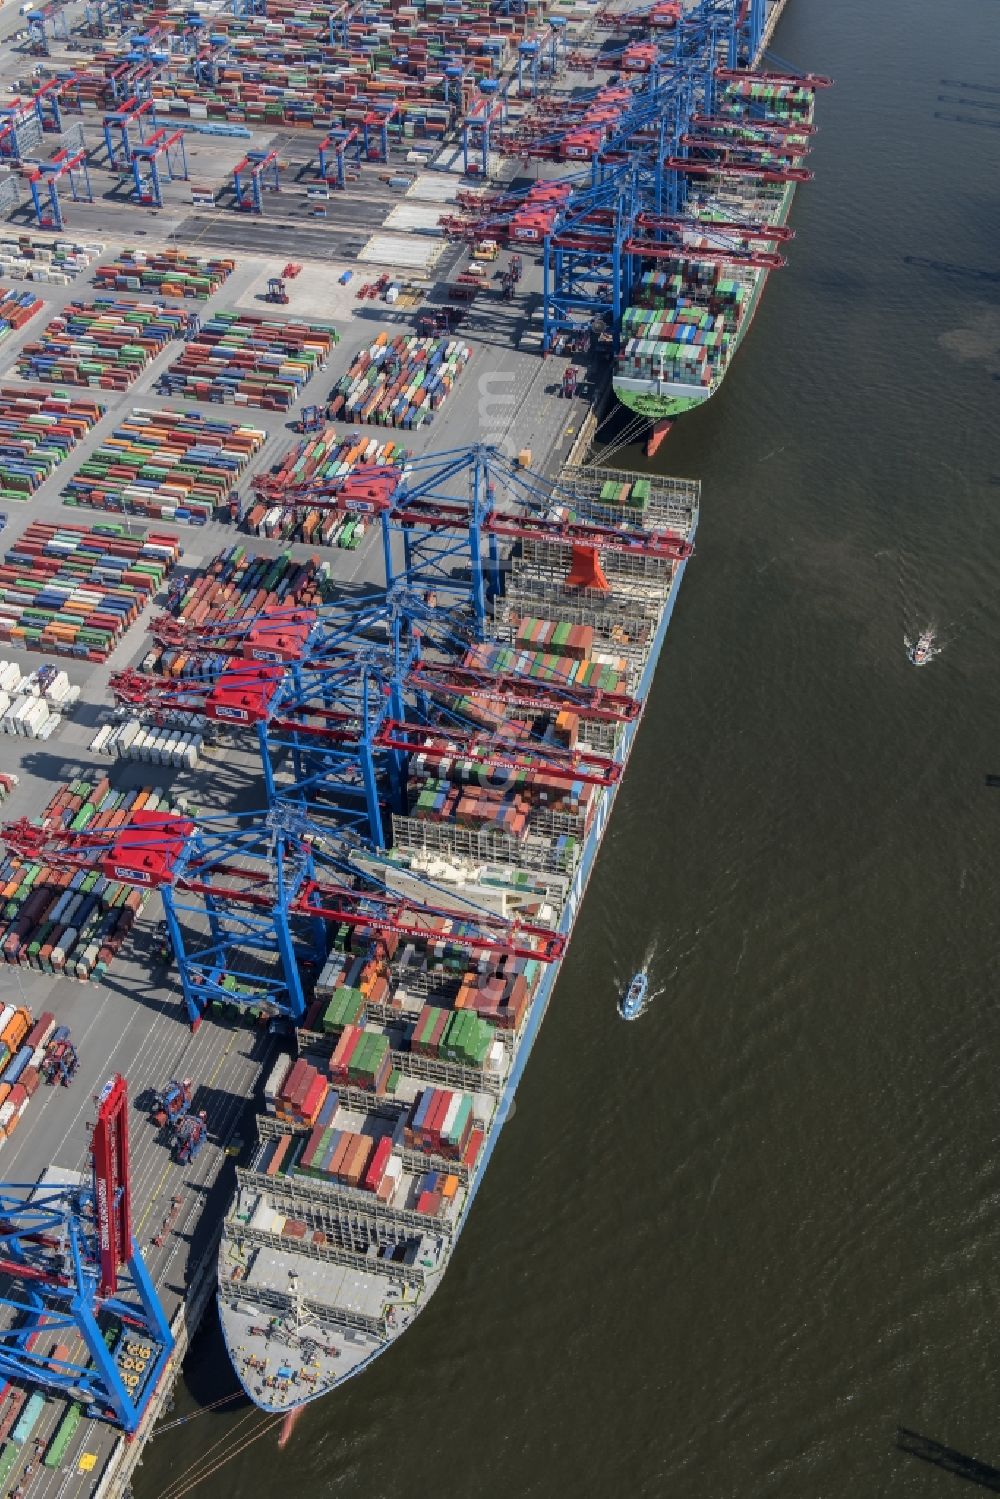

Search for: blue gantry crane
xmin=232 ymin=149 xmax=282 ymax=212
xmin=0 ymin=1076 xmax=173 ymax=1431
xmin=25 ymin=149 xmax=93 ymax=232
xmin=0 ymin=804 xmax=568 ymax=1028
xmin=103 ymin=94 xmax=156 ymax=169
xmin=132 ymin=126 xmax=188 ymax=208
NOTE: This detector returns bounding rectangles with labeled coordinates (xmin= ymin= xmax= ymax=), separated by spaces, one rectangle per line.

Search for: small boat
xmin=619 ymin=970 xmax=648 ymax=1020
xmin=908 ymin=628 xmax=936 ymax=666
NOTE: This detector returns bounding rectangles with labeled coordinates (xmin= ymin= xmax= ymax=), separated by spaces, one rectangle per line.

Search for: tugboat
xmin=619 ymin=970 xmax=648 ymax=1021
xmin=908 ymin=628 xmax=936 ymax=666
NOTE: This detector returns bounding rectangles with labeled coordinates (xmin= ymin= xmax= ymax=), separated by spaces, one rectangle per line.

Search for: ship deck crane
xmin=0 ymin=809 xmax=566 ymax=1029
xmin=0 ymin=1076 xmax=173 ymax=1431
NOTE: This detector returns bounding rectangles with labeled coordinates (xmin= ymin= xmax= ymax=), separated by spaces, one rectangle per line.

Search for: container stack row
xmin=466 ymin=640 xmax=628 ymax=694
xmin=243 ymin=426 xmax=404 ymax=543
xmin=62 ymin=407 xmax=267 ymax=524
xmin=159 ymin=312 xmax=337 ymax=411
xmin=88 ymin=719 xmax=204 ymax=768
xmin=328 ymin=334 xmax=472 ymax=429
xmin=0 ymin=387 xmax=105 ymax=504
xmin=0 ymin=778 xmax=174 ymax=981
xmin=410 ymin=1003 xmax=499 ymax=1067
xmin=144 ymin=546 xmax=325 ymax=676
xmin=405 ymin=1084 xmax=478 ymax=1161
xmin=454 ymin=962 xmax=534 ymax=1030
xmin=329 ymin=1024 xmax=393 ymax=1093
xmin=16 ymin=300 xmax=189 ymax=389
xmin=0 ymin=521 xmax=181 ymax=660
xmin=0 ymin=287 xmax=43 ymax=342
xmin=94 ymin=248 xmax=236 ymax=299
xmin=0 ymin=234 xmax=100 ymax=284
xmin=297 ymin=1109 xmax=404 ymax=1203
xmin=0 ymin=1008 xmax=59 ymax=1146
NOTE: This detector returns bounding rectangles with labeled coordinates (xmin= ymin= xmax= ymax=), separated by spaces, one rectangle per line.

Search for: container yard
xmin=0 ymin=387 xmax=104 ymax=503
xmin=0 ymin=521 xmax=180 ymax=659
xmin=62 ymin=407 xmax=268 ymax=523
xmin=94 ymin=249 xmax=236 ymax=300
xmin=0 ymin=0 xmax=813 ymax=1491
xmin=158 ymin=313 xmax=339 ymax=412
xmin=0 ymin=286 xmax=43 ymax=343
xmin=328 ymin=334 xmax=473 ymax=429
xmin=16 ymin=300 xmax=189 ymax=389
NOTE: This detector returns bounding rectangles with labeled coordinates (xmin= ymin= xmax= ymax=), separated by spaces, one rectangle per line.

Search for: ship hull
xmin=217 ymin=509 xmax=698 ymax=1414
xmin=612 ymin=179 xmax=797 ymax=426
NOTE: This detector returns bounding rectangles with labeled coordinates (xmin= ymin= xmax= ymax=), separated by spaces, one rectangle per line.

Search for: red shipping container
xmin=330 ymin=1024 xmax=363 ymax=1078
xmin=427 ymin=1089 xmax=451 ymax=1139
xmin=364 ymin=1135 xmax=393 ymax=1192
xmin=25 ymin=1012 xmax=55 ymax=1050
xmin=289 ymin=1063 xmax=318 ymax=1110
xmin=280 ymin=1057 xmax=307 ymax=1101
xmin=300 ymin=1073 xmax=327 ymax=1121
xmin=462 ymin=1126 xmax=485 ymax=1169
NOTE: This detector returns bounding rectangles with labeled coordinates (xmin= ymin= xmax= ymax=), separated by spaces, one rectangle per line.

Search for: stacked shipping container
xmin=0 ymin=522 xmax=180 ymax=660
xmin=62 ymin=407 xmax=267 ymax=523
xmin=0 ymin=287 xmax=43 ymax=343
xmin=0 ymin=387 xmax=104 ymax=504
xmin=94 ymin=249 xmax=235 ymax=299
xmin=160 ymin=313 xmax=338 ymax=411
xmin=328 ymin=334 xmax=471 ymax=429
xmin=144 ymin=546 xmax=325 ymax=676
xmin=0 ymin=779 xmax=176 ymax=980
xmin=243 ymin=428 xmax=405 ymax=544
xmin=17 ymin=300 xmax=188 ymax=389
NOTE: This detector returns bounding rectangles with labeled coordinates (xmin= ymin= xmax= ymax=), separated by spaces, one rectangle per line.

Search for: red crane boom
xmin=0 ymin=815 xmax=565 ymax=961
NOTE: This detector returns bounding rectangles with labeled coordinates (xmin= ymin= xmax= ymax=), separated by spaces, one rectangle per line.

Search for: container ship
xmin=613 ymin=68 xmax=830 ymax=455
xmin=216 ymin=461 xmax=700 ymax=1412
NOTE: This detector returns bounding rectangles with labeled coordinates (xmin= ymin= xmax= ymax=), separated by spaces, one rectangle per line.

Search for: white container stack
xmin=0 ymin=660 xmax=78 ymax=740
xmin=89 ymin=716 xmax=204 ymax=769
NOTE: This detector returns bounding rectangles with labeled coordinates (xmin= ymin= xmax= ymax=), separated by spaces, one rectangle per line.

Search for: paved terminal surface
xmin=0 ymin=0 xmax=636 ymax=1489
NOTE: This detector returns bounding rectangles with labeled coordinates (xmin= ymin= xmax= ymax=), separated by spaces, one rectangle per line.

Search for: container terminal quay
xmin=0 ymin=0 xmax=827 ymax=1490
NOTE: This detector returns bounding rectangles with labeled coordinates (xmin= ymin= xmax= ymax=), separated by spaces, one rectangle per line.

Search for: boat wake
xmin=904 ymin=625 xmax=943 ymax=666
xmin=615 ymin=938 xmax=665 ymax=1019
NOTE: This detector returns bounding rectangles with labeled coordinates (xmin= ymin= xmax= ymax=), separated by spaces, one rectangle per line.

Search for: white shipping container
xmin=117 ymin=719 xmax=141 ymax=753
xmin=441 ymin=1094 xmax=462 ymax=1139
xmin=264 ymin=1053 xmax=293 ymax=1105
xmin=0 ymin=661 xmax=19 ymax=692
xmin=89 ymin=724 xmax=113 ymax=754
